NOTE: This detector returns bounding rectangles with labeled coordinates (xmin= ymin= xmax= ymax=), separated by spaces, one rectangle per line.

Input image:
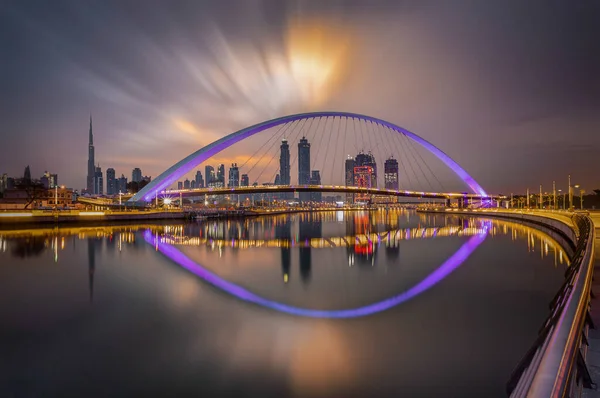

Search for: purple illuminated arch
xmin=144 ymin=228 xmax=488 ymax=318
xmin=131 ymin=111 xmax=487 ymax=202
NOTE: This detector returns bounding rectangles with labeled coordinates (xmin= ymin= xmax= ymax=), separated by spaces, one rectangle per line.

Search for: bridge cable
xmin=393 ymin=129 xmax=421 ymax=191
xmin=388 ymin=127 xmax=415 ymax=190
xmin=382 ymin=125 xmax=412 ymax=190
xmin=405 ymin=134 xmax=446 ymax=193
xmin=247 ymin=120 xmax=296 ymax=184
xmin=237 ymin=120 xmax=290 ymax=171
xmin=369 ymin=121 xmax=388 ymax=188
xmin=340 ymin=116 xmax=349 ymax=184
xmin=329 ymin=115 xmax=343 ymax=184
xmin=288 ymin=117 xmax=315 ymax=182
xmin=321 ymin=116 xmax=336 ymax=182
xmin=264 ymin=118 xmax=308 ymax=184
xmin=244 ymin=121 xmax=292 ymax=179
xmin=401 ymin=133 xmax=434 ymax=192
xmin=245 ymin=121 xmax=295 ymax=184
xmin=310 ymin=116 xmax=327 ymax=174
xmin=259 ymin=118 xmax=304 ymax=185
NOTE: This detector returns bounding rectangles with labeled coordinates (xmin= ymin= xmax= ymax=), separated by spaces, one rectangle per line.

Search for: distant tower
xmin=106 ymin=168 xmax=116 ymax=195
xmin=279 ymin=139 xmax=291 ymax=199
xmin=384 ymin=157 xmax=399 ymax=190
xmin=132 ymin=168 xmax=142 ymax=183
xmin=345 ymin=155 xmax=355 ymax=203
xmin=195 ymin=170 xmax=204 ymax=188
xmin=217 ymin=164 xmax=225 ymax=186
xmin=94 ymin=165 xmax=103 ymax=195
xmin=228 ymin=163 xmax=240 ymax=188
xmin=23 ymin=165 xmax=31 ymax=182
xmin=310 ymin=170 xmax=322 ymax=202
xmin=205 ymin=165 xmax=215 ymax=186
xmin=86 ymin=116 xmax=95 ymax=193
xmin=298 ymin=136 xmax=311 ymax=202
xmin=355 ymin=151 xmax=377 ymax=188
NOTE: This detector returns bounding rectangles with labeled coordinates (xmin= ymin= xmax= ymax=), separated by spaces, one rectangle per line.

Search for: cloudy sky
xmin=1 ymin=0 xmax=599 ymax=193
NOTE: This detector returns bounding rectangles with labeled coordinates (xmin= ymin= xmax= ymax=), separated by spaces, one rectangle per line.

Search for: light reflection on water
xmin=0 ymin=210 xmax=571 ymax=398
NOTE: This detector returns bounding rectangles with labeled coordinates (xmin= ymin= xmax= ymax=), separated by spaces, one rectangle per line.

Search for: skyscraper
xmin=132 ymin=168 xmax=142 ymax=183
xmin=178 ymin=181 xmax=183 ymax=190
xmin=228 ymin=163 xmax=240 ymax=188
xmin=86 ymin=116 xmax=95 ymax=193
xmin=384 ymin=157 xmax=399 ymax=190
xmin=184 ymin=179 xmax=190 ymax=189
xmin=354 ymin=165 xmax=374 ymax=203
xmin=217 ymin=164 xmax=225 ymax=185
xmin=117 ymin=174 xmax=127 ymax=193
xmin=195 ymin=170 xmax=204 ymax=188
xmin=345 ymin=155 xmax=355 ymax=203
xmin=355 ymin=151 xmax=377 ymax=188
xmin=310 ymin=170 xmax=322 ymax=202
xmin=228 ymin=163 xmax=240 ymax=202
xmin=279 ymin=139 xmax=291 ymax=199
xmin=205 ymin=165 xmax=215 ymax=186
xmin=240 ymin=173 xmax=249 ymax=203
xmin=106 ymin=168 xmax=116 ymax=195
xmin=24 ymin=165 xmax=31 ymax=182
xmin=298 ymin=136 xmax=311 ymax=202
xmin=0 ymin=173 xmax=7 ymax=195
xmin=94 ymin=165 xmax=103 ymax=195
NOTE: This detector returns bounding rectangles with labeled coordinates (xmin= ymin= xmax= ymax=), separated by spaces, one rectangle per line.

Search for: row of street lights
xmin=510 ymin=175 xmax=585 ymax=211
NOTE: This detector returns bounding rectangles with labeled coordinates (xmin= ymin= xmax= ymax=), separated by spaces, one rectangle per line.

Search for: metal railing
xmin=506 ymin=214 xmax=596 ymax=397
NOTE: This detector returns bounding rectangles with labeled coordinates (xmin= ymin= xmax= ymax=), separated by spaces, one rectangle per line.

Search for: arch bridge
xmin=131 ymin=111 xmax=496 ymax=203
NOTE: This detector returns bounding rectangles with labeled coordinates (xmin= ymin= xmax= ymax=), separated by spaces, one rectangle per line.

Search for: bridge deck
xmin=160 ymin=185 xmax=499 ymax=200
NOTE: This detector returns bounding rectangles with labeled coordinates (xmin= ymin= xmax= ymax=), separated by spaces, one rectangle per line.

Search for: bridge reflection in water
xmin=151 ymin=211 xmax=569 ymax=270
xmin=0 ymin=210 xmax=570 ymax=270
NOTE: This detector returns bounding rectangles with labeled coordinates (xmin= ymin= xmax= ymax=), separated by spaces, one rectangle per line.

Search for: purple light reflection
xmin=143 ymin=228 xmax=488 ymax=318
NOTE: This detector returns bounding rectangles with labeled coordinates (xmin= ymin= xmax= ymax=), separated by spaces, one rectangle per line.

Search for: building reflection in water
xmin=88 ymin=238 xmax=96 ymax=303
xmin=298 ymin=213 xmax=322 ymax=284
xmin=275 ymin=217 xmax=292 ymax=283
xmin=0 ymin=211 xmax=573 ymax=290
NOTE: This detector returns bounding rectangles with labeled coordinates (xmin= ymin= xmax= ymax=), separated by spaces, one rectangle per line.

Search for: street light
xmin=575 ymin=185 xmax=585 ymax=210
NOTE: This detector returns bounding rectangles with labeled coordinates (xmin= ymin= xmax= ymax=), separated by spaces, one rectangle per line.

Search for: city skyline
xmin=1 ymin=1 xmax=599 ymax=193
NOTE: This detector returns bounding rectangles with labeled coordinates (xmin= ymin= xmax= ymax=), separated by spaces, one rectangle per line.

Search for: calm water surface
xmin=0 ymin=210 xmax=571 ymax=398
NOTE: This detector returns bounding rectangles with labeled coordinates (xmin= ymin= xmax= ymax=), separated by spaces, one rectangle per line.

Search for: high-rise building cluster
xmin=85 ymin=116 xmax=147 ymax=196
xmin=274 ymin=136 xmax=321 ymax=203
xmin=344 ymin=151 xmax=400 ymax=203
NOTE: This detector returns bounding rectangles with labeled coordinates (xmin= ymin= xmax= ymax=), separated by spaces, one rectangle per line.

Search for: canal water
xmin=0 ymin=210 xmax=571 ymax=398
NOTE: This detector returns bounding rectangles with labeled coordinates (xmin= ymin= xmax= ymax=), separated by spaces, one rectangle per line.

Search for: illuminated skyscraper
xmin=354 ymin=165 xmax=373 ymax=203
xmin=384 ymin=157 xmax=399 ymax=190
xmin=86 ymin=116 xmax=95 ymax=193
xmin=228 ymin=163 xmax=240 ymax=188
xmin=355 ymin=151 xmax=377 ymax=188
xmin=298 ymin=136 xmax=311 ymax=202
